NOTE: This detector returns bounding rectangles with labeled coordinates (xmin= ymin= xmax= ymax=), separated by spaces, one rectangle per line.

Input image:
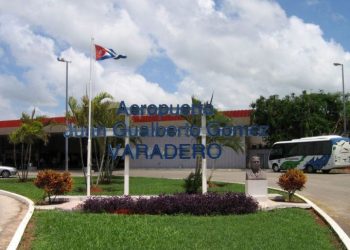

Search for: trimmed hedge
xmin=82 ymin=193 xmax=259 ymax=215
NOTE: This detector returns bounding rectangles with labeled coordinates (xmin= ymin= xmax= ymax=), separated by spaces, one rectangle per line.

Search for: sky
xmin=0 ymin=0 xmax=349 ymax=120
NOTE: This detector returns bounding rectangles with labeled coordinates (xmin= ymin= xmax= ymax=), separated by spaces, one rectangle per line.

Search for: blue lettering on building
xmin=65 ymin=101 xmax=269 ymax=161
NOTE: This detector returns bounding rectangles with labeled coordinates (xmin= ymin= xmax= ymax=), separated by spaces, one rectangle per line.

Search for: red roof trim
xmin=222 ymin=110 xmax=252 ymax=118
xmin=132 ymin=115 xmax=184 ymax=123
xmin=0 ymin=119 xmax=22 ymax=128
xmin=0 ymin=110 xmax=252 ymax=129
xmin=0 ymin=116 xmax=66 ymax=129
xmin=132 ymin=110 xmax=252 ymax=123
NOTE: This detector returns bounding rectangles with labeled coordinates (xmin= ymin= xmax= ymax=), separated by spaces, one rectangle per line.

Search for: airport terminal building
xmin=0 ymin=110 xmax=269 ymax=170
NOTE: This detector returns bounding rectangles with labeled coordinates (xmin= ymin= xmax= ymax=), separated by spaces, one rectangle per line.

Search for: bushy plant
xmin=34 ymin=170 xmax=73 ymax=204
xmin=83 ymin=196 xmax=134 ymax=213
xmin=277 ymin=169 xmax=307 ymax=201
xmin=82 ymin=193 xmax=259 ymax=215
xmin=183 ymin=171 xmax=202 ymax=194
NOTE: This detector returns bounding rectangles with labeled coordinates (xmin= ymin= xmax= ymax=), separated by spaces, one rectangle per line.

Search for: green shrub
xmin=183 ymin=171 xmax=202 ymax=194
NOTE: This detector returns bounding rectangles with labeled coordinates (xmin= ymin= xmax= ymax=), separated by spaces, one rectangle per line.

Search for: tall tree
xmin=68 ymin=92 xmax=126 ymax=185
xmin=68 ymin=95 xmax=88 ymax=176
xmin=250 ymin=91 xmax=344 ymax=146
xmin=9 ymin=109 xmax=49 ymax=182
xmin=182 ymin=97 xmax=244 ymax=193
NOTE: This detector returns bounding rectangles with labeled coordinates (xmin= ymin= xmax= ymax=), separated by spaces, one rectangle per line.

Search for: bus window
xmin=295 ymin=141 xmax=331 ymax=156
xmin=314 ymin=141 xmax=332 ymax=155
xmin=269 ymin=144 xmax=283 ymax=160
xmin=299 ymin=142 xmax=314 ymax=155
xmin=286 ymin=143 xmax=299 ymax=157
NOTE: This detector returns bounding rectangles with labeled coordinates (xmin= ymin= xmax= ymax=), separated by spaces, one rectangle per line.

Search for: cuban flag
xmin=95 ymin=44 xmax=127 ymax=61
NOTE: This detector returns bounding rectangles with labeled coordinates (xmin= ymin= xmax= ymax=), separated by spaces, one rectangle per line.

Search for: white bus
xmin=268 ymin=135 xmax=350 ymax=173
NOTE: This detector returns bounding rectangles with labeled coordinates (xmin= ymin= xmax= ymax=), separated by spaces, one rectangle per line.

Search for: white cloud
xmin=0 ymin=0 xmax=349 ymax=120
xmin=95 ymin=69 xmax=190 ymax=106
xmin=120 ymin=0 xmax=350 ymax=107
xmin=0 ymin=0 xmax=153 ymax=68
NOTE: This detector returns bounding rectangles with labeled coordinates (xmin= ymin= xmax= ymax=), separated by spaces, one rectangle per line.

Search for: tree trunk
xmin=79 ymin=138 xmax=87 ymax=188
xmin=195 ymin=137 xmax=202 ymax=173
xmin=96 ymin=137 xmax=107 ymax=185
xmin=93 ymin=139 xmax=99 ymax=173
xmin=208 ymin=159 xmax=216 ymax=185
xmin=21 ymin=143 xmax=24 ymax=170
xmin=25 ymin=144 xmax=32 ymax=180
xmin=13 ymin=144 xmax=17 ymax=168
xmin=19 ymin=143 xmax=25 ymax=181
xmin=288 ymin=192 xmax=294 ymax=202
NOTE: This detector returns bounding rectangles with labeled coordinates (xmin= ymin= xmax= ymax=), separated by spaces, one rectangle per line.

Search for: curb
xmin=0 ymin=190 xmax=34 ymax=250
xmin=295 ymin=193 xmax=350 ymax=250
xmin=268 ymin=187 xmax=350 ymax=249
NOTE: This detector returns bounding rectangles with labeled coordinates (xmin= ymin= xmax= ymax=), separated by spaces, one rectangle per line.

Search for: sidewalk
xmin=0 ymin=189 xmax=34 ymax=250
xmin=0 ymin=193 xmax=30 ymax=250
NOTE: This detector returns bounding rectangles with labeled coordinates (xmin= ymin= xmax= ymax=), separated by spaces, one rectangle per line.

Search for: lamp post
xmin=57 ymin=57 xmax=72 ymax=171
xmin=333 ymin=63 xmax=346 ymax=134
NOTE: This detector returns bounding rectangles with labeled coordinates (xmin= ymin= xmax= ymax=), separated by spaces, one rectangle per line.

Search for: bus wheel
xmin=322 ymin=169 xmax=331 ymax=174
xmin=272 ymin=164 xmax=280 ymax=172
xmin=305 ymin=165 xmax=314 ymax=173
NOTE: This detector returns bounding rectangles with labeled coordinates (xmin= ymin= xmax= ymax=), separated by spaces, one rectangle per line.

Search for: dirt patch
xmin=18 ymin=216 xmax=36 ymax=250
xmin=308 ymin=209 xmax=346 ymax=250
xmin=309 ymin=208 xmax=328 ymax=227
xmin=91 ymin=185 xmax=103 ymax=193
xmin=207 ymin=182 xmax=226 ymax=188
xmin=269 ymin=194 xmax=305 ymax=203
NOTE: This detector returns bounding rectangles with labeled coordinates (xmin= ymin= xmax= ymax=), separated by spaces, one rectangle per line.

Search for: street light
xmin=333 ymin=62 xmax=346 ymax=134
xmin=57 ymin=57 xmax=72 ymax=171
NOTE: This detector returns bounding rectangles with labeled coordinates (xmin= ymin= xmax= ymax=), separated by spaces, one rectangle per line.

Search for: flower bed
xmin=82 ymin=192 xmax=259 ymax=215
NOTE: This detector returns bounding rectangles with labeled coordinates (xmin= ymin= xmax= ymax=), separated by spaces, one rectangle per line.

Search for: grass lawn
xmin=1 ymin=175 xmax=342 ymax=249
xmin=21 ymin=209 xmax=340 ymax=250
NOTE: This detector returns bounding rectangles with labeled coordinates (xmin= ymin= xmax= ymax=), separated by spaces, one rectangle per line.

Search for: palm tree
xmin=68 ymin=95 xmax=89 ymax=178
xmin=9 ymin=109 xmax=49 ymax=182
xmin=182 ymin=96 xmax=244 ymax=193
xmin=68 ymin=92 xmax=127 ymax=185
xmin=91 ymin=92 xmax=124 ymax=184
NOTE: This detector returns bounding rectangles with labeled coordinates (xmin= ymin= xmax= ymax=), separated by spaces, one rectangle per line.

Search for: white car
xmin=0 ymin=166 xmax=18 ymax=178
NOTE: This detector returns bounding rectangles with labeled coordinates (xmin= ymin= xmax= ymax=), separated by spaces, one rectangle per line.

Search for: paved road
xmin=124 ymin=168 xmax=350 ymax=236
xmin=0 ymin=194 xmax=27 ymax=249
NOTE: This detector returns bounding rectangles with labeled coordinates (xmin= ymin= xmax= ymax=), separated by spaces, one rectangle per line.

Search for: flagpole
xmin=87 ymin=37 xmax=94 ymax=196
xmin=201 ymin=114 xmax=207 ymax=194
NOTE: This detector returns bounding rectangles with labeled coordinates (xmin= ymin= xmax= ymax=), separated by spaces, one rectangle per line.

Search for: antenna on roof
xmin=209 ymin=91 xmax=214 ymax=105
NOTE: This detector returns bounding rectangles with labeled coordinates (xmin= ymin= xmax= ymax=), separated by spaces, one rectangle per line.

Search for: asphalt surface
xmin=124 ymin=168 xmax=350 ymax=236
xmin=0 ymin=194 xmax=26 ymax=249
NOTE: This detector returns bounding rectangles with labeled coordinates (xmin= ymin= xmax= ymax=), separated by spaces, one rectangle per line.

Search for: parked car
xmin=0 ymin=166 xmax=18 ymax=178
